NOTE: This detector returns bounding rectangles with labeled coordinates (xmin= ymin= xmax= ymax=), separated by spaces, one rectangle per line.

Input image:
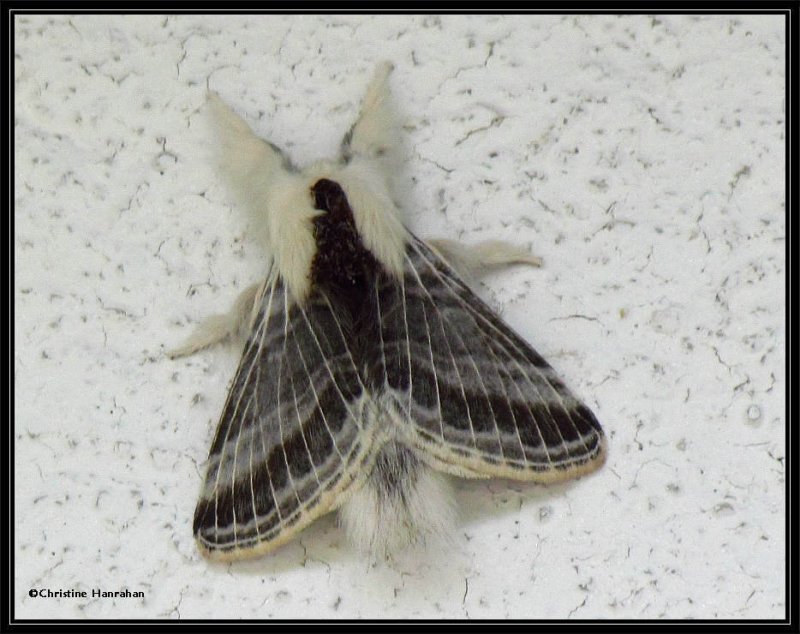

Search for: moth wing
xmin=193 ymin=278 xmax=374 ymax=560
xmin=376 ymin=237 xmax=606 ymax=483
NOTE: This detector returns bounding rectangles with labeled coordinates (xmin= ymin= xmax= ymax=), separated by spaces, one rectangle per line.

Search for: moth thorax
xmin=309 ymin=178 xmax=381 ymax=292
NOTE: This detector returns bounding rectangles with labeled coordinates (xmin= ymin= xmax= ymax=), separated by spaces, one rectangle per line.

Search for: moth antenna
xmin=341 ymin=61 xmax=401 ymax=167
xmin=206 ymin=93 xmax=293 ymax=246
xmin=208 ymin=92 xmax=320 ymax=303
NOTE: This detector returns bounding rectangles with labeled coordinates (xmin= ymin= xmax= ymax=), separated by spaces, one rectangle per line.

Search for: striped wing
xmin=376 ymin=237 xmax=606 ymax=482
xmin=193 ymin=278 xmax=373 ymax=560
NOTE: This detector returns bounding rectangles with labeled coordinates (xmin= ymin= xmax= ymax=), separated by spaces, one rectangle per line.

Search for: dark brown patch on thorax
xmin=310 ymin=179 xmax=382 ymax=318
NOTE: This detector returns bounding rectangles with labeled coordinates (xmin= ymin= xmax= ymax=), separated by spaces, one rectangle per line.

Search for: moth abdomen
xmin=338 ymin=442 xmax=456 ymax=555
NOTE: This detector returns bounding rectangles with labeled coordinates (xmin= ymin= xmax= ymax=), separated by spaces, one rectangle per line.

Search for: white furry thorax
xmin=258 ymin=157 xmax=407 ymax=305
xmin=207 ymin=66 xmax=406 ymax=307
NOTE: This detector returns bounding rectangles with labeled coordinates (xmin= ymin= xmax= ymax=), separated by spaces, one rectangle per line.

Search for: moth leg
xmin=168 ymin=282 xmax=261 ymax=359
xmin=341 ymin=61 xmax=397 ymax=162
xmin=426 ymin=238 xmax=543 ymax=279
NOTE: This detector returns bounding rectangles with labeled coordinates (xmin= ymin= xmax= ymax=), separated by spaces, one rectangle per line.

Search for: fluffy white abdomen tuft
xmin=338 ymin=443 xmax=456 ymax=557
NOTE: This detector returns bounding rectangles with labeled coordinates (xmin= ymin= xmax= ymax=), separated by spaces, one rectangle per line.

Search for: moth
xmin=171 ymin=62 xmax=606 ymax=561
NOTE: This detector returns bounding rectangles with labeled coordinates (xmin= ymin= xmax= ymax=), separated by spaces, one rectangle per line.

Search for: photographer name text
xmin=29 ymin=588 xmax=144 ymax=599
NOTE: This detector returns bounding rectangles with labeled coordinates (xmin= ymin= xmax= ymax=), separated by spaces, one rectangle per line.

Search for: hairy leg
xmin=426 ymin=238 xmax=543 ymax=280
xmin=168 ymin=282 xmax=262 ymax=359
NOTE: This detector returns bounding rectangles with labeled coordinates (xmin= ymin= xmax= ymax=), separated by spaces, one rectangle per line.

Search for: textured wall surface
xmin=15 ymin=14 xmax=785 ymax=619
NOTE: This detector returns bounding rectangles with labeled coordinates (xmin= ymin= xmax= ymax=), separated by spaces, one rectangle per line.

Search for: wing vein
xmin=405 ymin=251 xmax=504 ymax=459
xmin=400 ymin=273 xmax=414 ymax=415
xmin=255 ymin=280 xmax=283 ymax=527
xmin=209 ymin=279 xmax=273 ymax=542
xmin=410 ymin=240 xmax=564 ymax=464
xmin=288 ymin=346 xmax=323 ymax=490
xmin=278 ymin=291 xmax=304 ymax=510
xmin=292 ymin=303 xmax=347 ymax=463
xmin=419 ymin=288 xmax=445 ymax=442
xmin=318 ymin=291 xmax=367 ymax=395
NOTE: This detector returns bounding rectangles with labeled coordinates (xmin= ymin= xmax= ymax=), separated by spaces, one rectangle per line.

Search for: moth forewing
xmin=178 ymin=62 xmax=605 ymax=561
xmin=376 ymin=237 xmax=605 ymax=478
xmin=192 ymin=276 xmax=380 ymax=562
